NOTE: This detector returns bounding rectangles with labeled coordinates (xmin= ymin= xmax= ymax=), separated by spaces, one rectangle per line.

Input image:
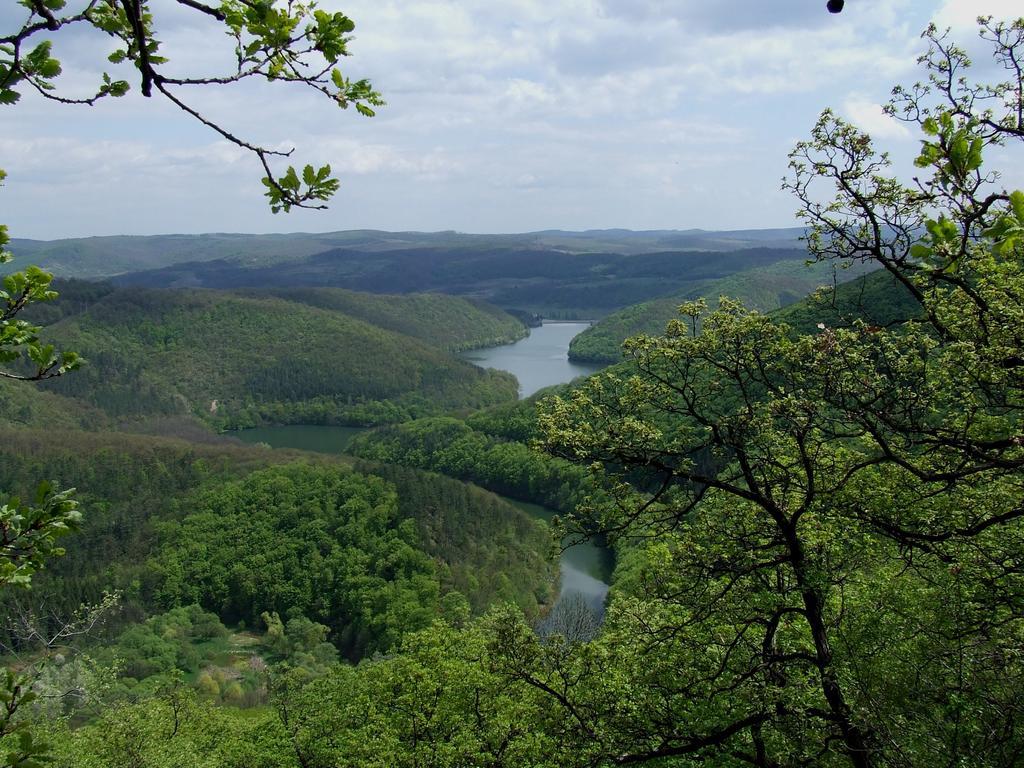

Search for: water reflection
xmin=502 ymin=496 xmax=612 ymax=630
xmin=461 ymin=321 xmax=602 ymax=399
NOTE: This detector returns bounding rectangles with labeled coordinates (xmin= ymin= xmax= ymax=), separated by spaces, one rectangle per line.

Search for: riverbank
xmin=460 ymin=320 xmax=603 ymax=399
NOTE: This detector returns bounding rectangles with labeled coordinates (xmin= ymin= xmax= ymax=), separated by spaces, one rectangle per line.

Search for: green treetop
xmin=535 ymin=17 xmax=1024 ymax=767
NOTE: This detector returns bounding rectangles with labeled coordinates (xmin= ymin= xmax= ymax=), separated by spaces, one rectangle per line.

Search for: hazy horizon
xmin=10 ymin=224 xmax=807 ymax=244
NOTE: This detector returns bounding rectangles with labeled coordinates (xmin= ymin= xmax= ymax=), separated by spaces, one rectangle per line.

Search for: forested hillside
xmin=8 ymin=228 xmax=805 ymax=279
xmin=771 ymin=266 xmax=920 ymax=333
xmin=9 ymin=232 xmax=815 ymax=321
xmin=242 ymin=287 xmax=527 ymax=351
xmin=0 ymin=430 xmax=554 ymax=657
xmin=349 ymin=414 xmax=596 ymax=515
xmin=568 ymin=259 xmax=877 ymax=362
xmin=26 ymin=285 xmax=520 ymax=428
xmin=0 ymin=378 xmax=107 ymax=430
xmin=112 ymin=245 xmax=810 ymax=317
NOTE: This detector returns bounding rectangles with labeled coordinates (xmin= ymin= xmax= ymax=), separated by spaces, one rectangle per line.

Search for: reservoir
xmin=460 ymin=320 xmax=602 ymax=399
xmin=462 ymin=320 xmax=612 ymax=620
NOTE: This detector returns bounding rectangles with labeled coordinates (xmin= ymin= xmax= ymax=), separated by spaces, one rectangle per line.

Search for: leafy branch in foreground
xmin=0 ymin=483 xmax=80 ymax=590
xmin=1 ymin=0 xmax=384 ymax=212
xmin=534 ymin=17 xmax=1024 ymax=767
xmin=0 ymin=171 xmax=78 ymax=383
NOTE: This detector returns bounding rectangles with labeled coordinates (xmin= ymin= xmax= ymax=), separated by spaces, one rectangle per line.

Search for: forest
xmin=18 ymin=282 xmax=523 ymax=429
xmin=1 ymin=5 xmax=1023 ymax=768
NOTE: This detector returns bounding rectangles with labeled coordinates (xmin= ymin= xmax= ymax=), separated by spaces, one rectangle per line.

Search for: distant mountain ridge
xmin=7 ymin=227 xmax=810 ymax=319
xmin=109 ymin=245 xmax=811 ymax=317
xmin=9 ymin=227 xmax=806 ymax=279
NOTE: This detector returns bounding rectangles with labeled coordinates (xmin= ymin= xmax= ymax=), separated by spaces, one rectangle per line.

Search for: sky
xmin=1 ymin=0 xmax=1022 ymax=239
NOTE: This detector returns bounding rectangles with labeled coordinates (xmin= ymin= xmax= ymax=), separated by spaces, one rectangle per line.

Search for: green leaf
xmin=1010 ymin=190 xmax=1024 ymax=222
xmin=967 ymin=136 xmax=983 ymax=171
xmin=38 ymin=58 xmax=61 ymax=78
xmin=909 ymin=243 xmax=932 ymax=261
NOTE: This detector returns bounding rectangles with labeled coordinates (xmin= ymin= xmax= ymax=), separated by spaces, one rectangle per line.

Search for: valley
xmin=3 ymin=6 xmax=1022 ymax=764
xmin=4 ymin=213 xmax=1020 ymax=766
xmin=0 ymin=233 xmax=910 ymax=661
xmin=231 ymin=322 xmax=615 ymax=624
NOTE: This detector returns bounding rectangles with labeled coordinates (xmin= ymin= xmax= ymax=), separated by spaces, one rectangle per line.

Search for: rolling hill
xmin=0 ymin=428 xmax=557 ymax=654
xmin=242 ymin=287 xmax=527 ymax=351
xmin=567 ymin=259 xmax=874 ymax=363
xmin=22 ymin=283 xmax=523 ymax=430
xmin=7 ymin=228 xmax=809 ymax=318
xmin=113 ymin=245 xmax=812 ymax=317
xmin=8 ymin=228 xmax=806 ymax=279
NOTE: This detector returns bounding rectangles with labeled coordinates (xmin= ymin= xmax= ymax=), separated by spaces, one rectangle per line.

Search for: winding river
xmin=235 ymin=320 xmax=612 ymax=617
xmin=462 ymin=320 xmax=612 ymax=616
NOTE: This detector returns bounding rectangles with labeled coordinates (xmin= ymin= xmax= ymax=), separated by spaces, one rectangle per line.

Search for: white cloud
xmin=316 ymin=138 xmax=463 ymax=180
xmin=503 ymin=79 xmax=557 ymax=106
xmin=842 ymin=96 xmax=912 ymax=140
xmin=1 ymin=0 xmax=1001 ymax=239
xmin=934 ymin=0 xmax=1023 ymax=32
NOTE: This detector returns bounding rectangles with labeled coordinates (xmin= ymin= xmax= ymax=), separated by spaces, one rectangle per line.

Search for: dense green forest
xmin=26 ymin=283 xmax=522 ymax=429
xmin=2 ymin=13 xmax=1024 ymax=768
xmin=349 ymin=414 xmax=596 ymax=515
xmin=0 ymin=377 xmax=107 ymax=430
xmin=769 ymin=267 xmax=921 ymax=333
xmin=238 ymin=287 xmax=527 ymax=351
xmin=0 ymin=429 xmax=553 ymax=651
xmin=567 ymin=259 xmax=874 ymax=362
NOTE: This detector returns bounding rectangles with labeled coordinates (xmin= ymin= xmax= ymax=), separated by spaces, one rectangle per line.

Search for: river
xmin=234 ymin=319 xmax=612 ymax=622
xmin=460 ymin=321 xmax=602 ymax=399
xmin=460 ymin=320 xmax=612 ymax=621
xmin=502 ymin=497 xmax=612 ymax=622
xmin=233 ymin=424 xmax=366 ymax=452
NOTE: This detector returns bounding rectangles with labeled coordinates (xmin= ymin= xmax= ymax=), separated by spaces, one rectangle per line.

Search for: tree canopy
xmin=535 ymin=17 xmax=1024 ymax=766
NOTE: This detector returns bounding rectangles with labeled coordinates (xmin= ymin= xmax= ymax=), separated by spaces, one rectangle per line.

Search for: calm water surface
xmin=503 ymin=497 xmax=612 ymax=614
xmin=461 ymin=321 xmax=602 ymax=399
xmin=233 ymin=424 xmax=366 ymax=453
xmin=466 ymin=322 xmax=612 ymax=614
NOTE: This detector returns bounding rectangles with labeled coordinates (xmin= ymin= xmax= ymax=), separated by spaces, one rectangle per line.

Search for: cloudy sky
xmin=1 ymin=0 xmax=1021 ymax=239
